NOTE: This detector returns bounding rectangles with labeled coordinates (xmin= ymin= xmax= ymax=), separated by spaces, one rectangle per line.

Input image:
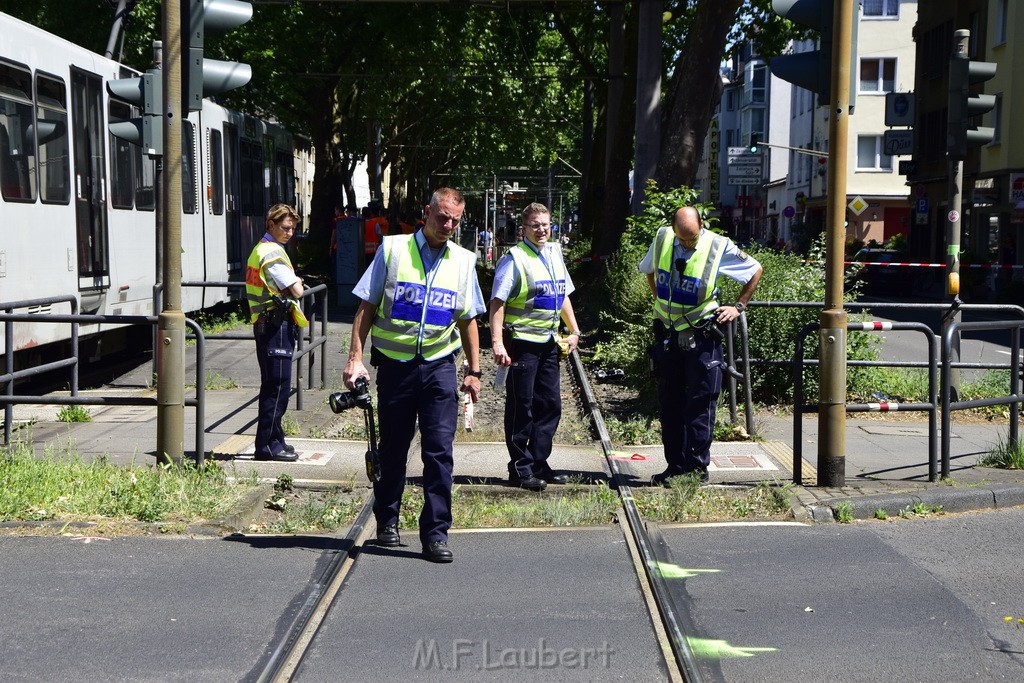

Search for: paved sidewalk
xmin=4 ymin=312 xmax=1022 ymax=523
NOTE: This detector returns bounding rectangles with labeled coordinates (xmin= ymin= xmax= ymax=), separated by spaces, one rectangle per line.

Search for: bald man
xmin=638 ymin=206 xmax=762 ymax=486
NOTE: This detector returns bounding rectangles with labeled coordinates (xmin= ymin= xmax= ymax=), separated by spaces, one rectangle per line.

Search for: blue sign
xmin=916 ymin=197 xmax=929 ymax=214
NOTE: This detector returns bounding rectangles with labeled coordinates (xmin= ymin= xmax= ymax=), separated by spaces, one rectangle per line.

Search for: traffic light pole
xmin=818 ymin=0 xmax=855 ymax=487
xmin=942 ymin=29 xmax=971 ymax=403
xmin=157 ymin=0 xmax=186 ymax=465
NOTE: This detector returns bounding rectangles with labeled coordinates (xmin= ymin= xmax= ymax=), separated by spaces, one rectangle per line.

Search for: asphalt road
xmin=657 ymin=507 xmax=1024 ymax=682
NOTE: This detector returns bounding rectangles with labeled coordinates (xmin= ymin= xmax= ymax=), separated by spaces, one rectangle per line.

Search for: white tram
xmin=0 ymin=12 xmax=313 ymax=366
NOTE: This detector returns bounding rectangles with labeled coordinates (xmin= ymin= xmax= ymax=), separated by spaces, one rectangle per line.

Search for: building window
xmin=857 ymin=135 xmax=893 ymax=171
xmin=744 ymin=61 xmax=767 ymax=105
xmin=726 ymin=89 xmax=736 ymax=112
xmin=863 ymin=0 xmax=898 ymax=18
xmin=994 ymin=0 xmax=1008 ymax=46
xmin=860 ymin=58 xmax=896 ymax=93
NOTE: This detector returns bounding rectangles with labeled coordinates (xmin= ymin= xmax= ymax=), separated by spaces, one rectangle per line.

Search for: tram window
xmin=35 ymin=73 xmax=69 ymax=204
xmin=240 ymin=139 xmax=254 ymax=214
xmin=108 ymin=99 xmax=134 ymax=209
xmin=135 ymin=145 xmax=155 ymax=210
xmin=0 ymin=61 xmax=37 ymax=201
xmin=276 ymin=149 xmax=293 ymax=209
xmin=263 ymin=134 xmax=275 ymax=205
xmin=182 ymin=120 xmax=197 ymax=214
xmin=209 ymin=128 xmax=223 ymax=215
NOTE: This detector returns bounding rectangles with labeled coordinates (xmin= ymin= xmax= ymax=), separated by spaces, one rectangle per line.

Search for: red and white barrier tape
xmin=851 ymin=321 xmax=893 ymax=331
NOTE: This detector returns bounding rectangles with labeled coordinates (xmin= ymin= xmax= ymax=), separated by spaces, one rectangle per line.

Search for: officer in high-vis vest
xmin=489 ymin=203 xmax=581 ymax=491
xmin=246 ymin=204 xmax=306 ymax=462
xmin=639 ymin=206 xmax=762 ymax=486
xmin=344 ymin=188 xmax=484 ymax=564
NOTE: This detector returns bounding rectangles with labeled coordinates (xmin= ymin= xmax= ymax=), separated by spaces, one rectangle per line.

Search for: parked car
xmin=851 ymin=248 xmax=909 ymax=294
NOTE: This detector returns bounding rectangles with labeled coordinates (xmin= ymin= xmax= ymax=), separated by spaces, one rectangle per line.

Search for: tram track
xmin=252 ymin=349 xmax=703 ymax=682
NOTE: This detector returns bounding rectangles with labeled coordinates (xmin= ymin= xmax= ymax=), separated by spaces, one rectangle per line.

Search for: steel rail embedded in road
xmin=568 ymin=350 xmax=704 ymax=683
xmin=253 ymin=496 xmax=376 ymax=683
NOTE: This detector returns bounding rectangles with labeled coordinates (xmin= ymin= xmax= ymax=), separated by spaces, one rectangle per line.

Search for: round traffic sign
xmin=947 ymin=210 xmax=960 ymax=223
xmin=783 ymin=205 xmax=795 ymax=218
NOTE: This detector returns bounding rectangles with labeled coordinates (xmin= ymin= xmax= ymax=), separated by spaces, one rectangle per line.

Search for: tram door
xmin=223 ymin=122 xmax=241 ymax=271
xmin=70 ymin=68 xmax=109 ymax=303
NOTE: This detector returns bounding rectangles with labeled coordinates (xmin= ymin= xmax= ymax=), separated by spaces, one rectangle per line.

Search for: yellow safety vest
xmin=245 ymin=240 xmax=308 ymax=327
xmin=371 ymin=234 xmax=473 ymax=361
xmin=504 ymin=241 xmax=566 ymax=343
xmin=652 ymin=226 xmax=726 ymax=330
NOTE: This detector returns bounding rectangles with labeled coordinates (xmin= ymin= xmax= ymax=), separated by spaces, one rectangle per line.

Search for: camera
xmin=329 ymin=376 xmax=372 ymax=413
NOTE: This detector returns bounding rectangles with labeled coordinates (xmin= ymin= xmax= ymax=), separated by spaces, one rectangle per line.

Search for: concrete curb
xmin=803 ymin=482 xmax=1024 ymax=522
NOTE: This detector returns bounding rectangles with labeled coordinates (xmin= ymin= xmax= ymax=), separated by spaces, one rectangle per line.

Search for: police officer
xmin=343 ymin=188 xmax=484 ymax=563
xmin=489 ymin=203 xmax=580 ymax=490
xmin=639 ymin=206 xmax=762 ymax=486
xmin=246 ymin=204 xmax=306 ymax=462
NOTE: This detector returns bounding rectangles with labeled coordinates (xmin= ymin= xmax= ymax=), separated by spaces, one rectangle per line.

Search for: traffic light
xmin=946 ymin=56 xmax=997 ymax=160
xmin=183 ymin=0 xmax=253 ymax=112
xmin=769 ymin=0 xmax=858 ymax=111
xmin=749 ymin=133 xmax=759 ymax=153
xmin=107 ymin=69 xmax=163 ymax=157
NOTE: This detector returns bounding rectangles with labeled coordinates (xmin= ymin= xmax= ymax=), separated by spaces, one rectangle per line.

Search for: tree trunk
xmin=655 ymin=0 xmax=740 ymax=189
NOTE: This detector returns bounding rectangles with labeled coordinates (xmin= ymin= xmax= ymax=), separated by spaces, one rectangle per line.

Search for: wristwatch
xmin=733 ymin=302 xmax=746 ymax=313
xmin=465 ymin=369 xmax=483 ymax=378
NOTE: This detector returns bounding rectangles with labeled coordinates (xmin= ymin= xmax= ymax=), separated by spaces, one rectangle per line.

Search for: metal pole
xmin=817 ymin=0 xmax=854 ymax=487
xmin=942 ymin=29 xmax=970 ymax=402
xmin=156 ymin=0 xmax=186 ymax=465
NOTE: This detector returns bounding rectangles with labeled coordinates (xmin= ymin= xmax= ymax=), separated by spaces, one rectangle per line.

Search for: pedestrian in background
xmin=638 ymin=206 xmax=762 ymax=486
xmin=489 ymin=203 xmax=581 ymax=491
xmin=245 ymin=204 xmax=306 ymax=462
xmin=344 ymin=188 xmax=485 ymax=563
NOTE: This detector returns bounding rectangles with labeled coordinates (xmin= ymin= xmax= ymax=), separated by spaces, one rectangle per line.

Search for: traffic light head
xmin=106 ymin=69 xmax=163 ymax=156
xmin=947 ymin=48 xmax=997 ymax=160
xmin=183 ymin=0 xmax=253 ymax=112
xmin=749 ymin=133 xmax=760 ymax=154
xmin=769 ymin=0 xmax=858 ymax=111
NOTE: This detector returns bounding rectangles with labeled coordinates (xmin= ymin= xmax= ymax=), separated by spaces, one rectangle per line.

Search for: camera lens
xmin=329 ymin=391 xmax=357 ymax=413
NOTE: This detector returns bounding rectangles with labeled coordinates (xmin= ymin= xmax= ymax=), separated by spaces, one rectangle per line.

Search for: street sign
xmin=898 ymin=159 xmax=918 ymax=176
xmin=728 ymin=155 xmax=763 ymax=166
xmin=884 ymin=92 xmax=915 ymax=126
xmin=783 ymin=205 xmax=796 ymax=218
xmin=727 ymin=166 xmax=763 ymax=178
xmin=916 ymin=197 xmax=929 ymax=214
xmin=883 ymin=130 xmax=914 ymax=156
xmin=848 ymin=196 xmax=869 ymax=216
xmin=727 ymin=177 xmax=755 ymax=186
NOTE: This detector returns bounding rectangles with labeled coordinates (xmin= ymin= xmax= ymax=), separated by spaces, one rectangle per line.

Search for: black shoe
xmin=376 ymin=524 xmax=401 ymax=547
xmin=281 ymin=443 xmax=296 ymax=454
xmin=422 ymin=540 xmax=453 ymax=563
xmin=254 ymin=451 xmax=299 ymax=462
xmin=510 ymin=474 xmax=547 ymax=491
xmin=535 ymin=469 xmax=568 ymax=485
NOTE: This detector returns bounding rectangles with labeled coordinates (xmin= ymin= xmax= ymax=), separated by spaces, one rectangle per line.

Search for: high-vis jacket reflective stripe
xmin=504 ymin=241 xmax=566 ymax=343
xmin=245 ymin=240 xmax=293 ymax=323
xmin=652 ymin=226 xmax=725 ymax=330
xmin=370 ymin=234 xmax=473 ymax=361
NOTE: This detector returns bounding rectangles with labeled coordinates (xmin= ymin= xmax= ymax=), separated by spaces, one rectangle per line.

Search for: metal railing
xmin=941 ymin=319 xmax=1022 ymax=477
xmin=750 ymin=300 xmax=1024 ymax=484
xmin=182 ymin=281 xmax=329 ymax=410
xmin=792 ymin=321 xmax=938 ymax=482
xmin=1 ymin=306 xmax=208 ymax=462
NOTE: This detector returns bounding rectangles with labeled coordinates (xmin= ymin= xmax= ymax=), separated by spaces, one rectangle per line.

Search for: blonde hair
xmin=266 ymin=203 xmax=299 ymax=229
xmin=522 ymin=202 xmax=549 ymax=223
xmin=429 ymin=187 xmax=466 ymax=210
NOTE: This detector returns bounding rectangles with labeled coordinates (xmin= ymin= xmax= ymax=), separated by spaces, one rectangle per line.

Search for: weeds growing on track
xmin=632 ymin=477 xmax=794 ymax=522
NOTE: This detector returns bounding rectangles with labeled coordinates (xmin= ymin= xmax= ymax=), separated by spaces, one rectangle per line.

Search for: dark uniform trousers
xmin=254 ymin=316 xmax=297 ymax=457
xmin=372 ymin=351 xmax=458 ymax=546
xmin=505 ymin=337 xmax=561 ymax=478
xmin=653 ymin=331 xmax=724 ymax=475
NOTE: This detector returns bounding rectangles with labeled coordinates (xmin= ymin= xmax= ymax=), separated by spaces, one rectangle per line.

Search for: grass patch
xmin=254 ymin=484 xmax=365 ymax=534
xmin=899 ymin=502 xmax=945 ymax=518
xmin=632 ymin=477 xmax=793 ymax=522
xmin=977 ymin=433 xmax=1024 ymax=470
xmin=834 ymin=501 xmax=854 ymax=523
xmin=203 ymin=371 xmax=239 ymax=390
xmin=0 ymin=440 xmax=259 ymax=526
xmin=56 ymin=405 xmax=91 ymax=423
